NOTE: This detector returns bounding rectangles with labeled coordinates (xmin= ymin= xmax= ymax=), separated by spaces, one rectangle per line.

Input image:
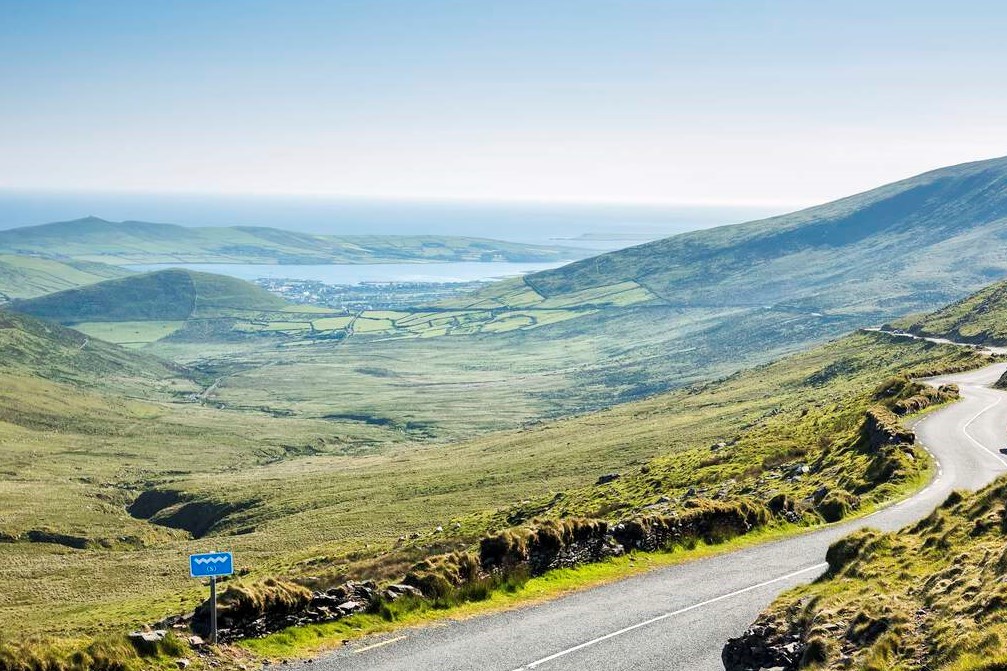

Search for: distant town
xmin=254 ymin=277 xmax=489 ymax=311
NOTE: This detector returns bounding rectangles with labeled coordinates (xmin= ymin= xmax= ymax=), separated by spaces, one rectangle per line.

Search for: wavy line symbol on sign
xmin=193 ymin=555 xmax=229 ymax=565
xmin=190 ymin=551 xmax=233 ymax=577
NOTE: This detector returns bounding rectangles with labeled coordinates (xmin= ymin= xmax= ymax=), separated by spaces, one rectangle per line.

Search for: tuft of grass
xmin=736 ymin=475 xmax=1007 ymax=670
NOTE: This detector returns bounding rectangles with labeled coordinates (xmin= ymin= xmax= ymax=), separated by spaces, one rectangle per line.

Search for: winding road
xmin=316 ymin=360 xmax=1007 ymax=671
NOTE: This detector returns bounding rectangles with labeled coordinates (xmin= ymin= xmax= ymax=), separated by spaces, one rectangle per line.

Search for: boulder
xmin=386 ymin=583 xmax=422 ymax=598
xmin=336 ymin=600 xmax=362 ymax=615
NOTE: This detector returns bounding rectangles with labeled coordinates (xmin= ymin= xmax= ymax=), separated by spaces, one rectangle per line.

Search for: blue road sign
xmin=189 ymin=552 xmax=234 ymax=578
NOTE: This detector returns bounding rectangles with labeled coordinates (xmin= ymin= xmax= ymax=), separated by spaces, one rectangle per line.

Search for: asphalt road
xmin=316 ymin=362 xmax=1007 ymax=671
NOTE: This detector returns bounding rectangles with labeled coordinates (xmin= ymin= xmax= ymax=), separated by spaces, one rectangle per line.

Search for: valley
xmin=5 ymin=159 xmax=1007 ymax=670
xmin=8 ymin=5 xmax=1007 ymax=671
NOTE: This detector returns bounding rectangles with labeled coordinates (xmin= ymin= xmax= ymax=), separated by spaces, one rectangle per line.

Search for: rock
xmin=387 ymin=583 xmax=423 ymax=598
xmin=723 ymin=617 xmax=804 ymax=671
xmin=656 ymin=495 xmax=671 ymax=504
xmin=187 ymin=635 xmax=205 ymax=648
xmin=337 ymin=600 xmax=362 ymax=614
xmin=129 ymin=630 xmax=165 ymax=643
xmin=175 ymin=659 xmax=191 ymax=670
xmin=435 ymin=525 xmax=444 ymax=533
xmin=595 ymin=473 xmax=620 ymax=485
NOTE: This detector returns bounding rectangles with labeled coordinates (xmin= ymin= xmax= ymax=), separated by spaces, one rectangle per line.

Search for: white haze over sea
xmin=0 ymin=191 xmax=786 ymax=249
xmin=0 ymin=191 xmax=791 ymax=284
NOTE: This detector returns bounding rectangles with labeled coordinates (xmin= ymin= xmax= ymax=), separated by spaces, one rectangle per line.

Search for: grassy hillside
xmin=141 ymin=157 xmax=1007 ymax=437
xmin=0 ymin=326 xmax=985 ymax=651
xmin=0 ymin=217 xmax=589 ymax=264
xmin=889 ymin=278 xmax=1007 ymax=345
xmin=526 ymin=156 xmax=1007 ymax=315
xmin=0 ymin=309 xmax=188 ymax=393
xmin=723 ymin=477 xmax=1007 ymax=671
xmin=10 ymin=269 xmax=288 ymax=322
xmin=0 ymin=254 xmax=130 ymax=301
xmin=13 ymin=159 xmax=1007 ymax=440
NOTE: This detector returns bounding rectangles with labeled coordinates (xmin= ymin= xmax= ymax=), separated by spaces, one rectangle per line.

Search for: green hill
xmin=524 ymin=156 xmax=1007 ymax=315
xmin=888 ymin=278 xmax=1007 ymax=345
xmin=0 ymin=254 xmax=130 ymax=301
xmin=10 ymin=268 xmax=288 ymax=323
xmin=313 ymin=155 xmax=1007 ymax=417
xmin=0 ymin=217 xmax=589 ymax=264
xmin=0 ymin=309 xmax=187 ymax=390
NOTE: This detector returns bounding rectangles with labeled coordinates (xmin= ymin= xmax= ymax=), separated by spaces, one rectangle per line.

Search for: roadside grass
xmin=240 ymin=462 xmax=935 ymax=662
xmin=739 ymin=473 xmax=1007 ymax=670
xmin=0 ymin=317 xmax=986 ymax=663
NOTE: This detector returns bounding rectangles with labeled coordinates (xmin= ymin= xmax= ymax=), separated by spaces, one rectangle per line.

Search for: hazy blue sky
xmin=1 ymin=1 xmax=1004 ymax=205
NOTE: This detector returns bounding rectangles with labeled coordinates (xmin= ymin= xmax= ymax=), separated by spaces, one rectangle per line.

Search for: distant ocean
xmin=0 ymin=191 xmax=789 ymax=252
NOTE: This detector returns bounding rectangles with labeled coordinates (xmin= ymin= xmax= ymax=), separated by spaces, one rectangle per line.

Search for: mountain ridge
xmin=0 ymin=217 xmax=590 ymax=265
xmin=524 ymin=155 xmax=1007 ymax=313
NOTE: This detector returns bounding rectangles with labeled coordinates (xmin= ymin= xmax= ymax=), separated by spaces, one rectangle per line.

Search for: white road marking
xmin=508 ymin=563 xmax=828 ymax=671
xmin=959 ymin=393 xmax=1007 ymax=465
xmin=353 ymin=636 xmax=407 ymax=654
xmin=509 ymin=387 xmax=1006 ymax=670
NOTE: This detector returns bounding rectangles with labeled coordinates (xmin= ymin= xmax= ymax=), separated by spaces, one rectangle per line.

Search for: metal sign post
xmin=189 ymin=552 xmax=234 ymax=644
xmin=209 ymin=572 xmax=217 ymax=640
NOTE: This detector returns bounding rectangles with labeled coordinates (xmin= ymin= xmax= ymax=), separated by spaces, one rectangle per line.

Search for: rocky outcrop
xmin=863 ymin=407 xmax=916 ymax=450
xmin=722 ymin=616 xmax=807 ymax=671
xmin=475 ymin=500 xmax=769 ymax=580
xmin=185 ymin=579 xmax=405 ymax=642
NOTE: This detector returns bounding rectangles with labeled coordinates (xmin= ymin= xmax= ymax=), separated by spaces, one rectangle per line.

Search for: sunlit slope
xmin=0 ymin=324 xmax=983 ymax=640
xmin=0 ymin=254 xmax=130 ymax=300
xmin=725 ymin=477 xmax=1007 ymax=671
xmin=0 ymin=216 xmax=588 ymax=264
xmin=0 ymin=309 xmax=184 ymax=389
xmin=889 ymin=277 xmax=1007 ymax=345
xmin=524 ymin=156 xmax=1007 ymax=316
xmin=10 ymin=268 xmax=288 ymax=322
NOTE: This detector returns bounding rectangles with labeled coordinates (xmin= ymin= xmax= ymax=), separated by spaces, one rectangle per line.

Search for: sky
xmin=1 ymin=0 xmax=1005 ymax=206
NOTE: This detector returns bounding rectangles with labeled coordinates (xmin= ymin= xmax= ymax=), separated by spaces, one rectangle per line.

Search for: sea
xmin=0 ymin=191 xmax=789 ymax=284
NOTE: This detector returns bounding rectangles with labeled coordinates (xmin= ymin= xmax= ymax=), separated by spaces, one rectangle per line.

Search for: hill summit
xmin=10 ymin=269 xmax=288 ymax=323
